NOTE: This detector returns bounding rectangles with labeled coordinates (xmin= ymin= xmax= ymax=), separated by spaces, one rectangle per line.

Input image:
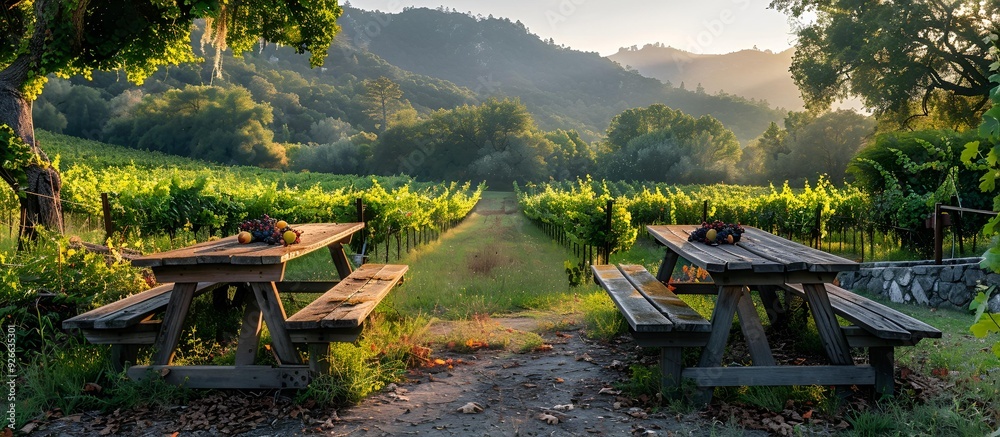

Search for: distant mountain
xmin=338 ymin=6 xmax=784 ymax=142
xmin=608 ymin=45 xmax=805 ymax=111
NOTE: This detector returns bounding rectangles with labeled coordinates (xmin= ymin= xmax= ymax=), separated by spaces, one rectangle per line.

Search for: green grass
xmin=383 ymin=191 xmax=580 ymax=318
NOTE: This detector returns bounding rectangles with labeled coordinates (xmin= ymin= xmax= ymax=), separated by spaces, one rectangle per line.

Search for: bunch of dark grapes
xmin=688 ymin=221 xmax=745 ymax=245
xmin=239 ymin=214 xmax=284 ymax=245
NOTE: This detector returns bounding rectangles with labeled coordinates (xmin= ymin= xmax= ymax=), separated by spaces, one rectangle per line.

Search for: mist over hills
xmin=608 ymin=44 xmax=805 ymax=111
xmin=337 ymin=6 xmax=784 ymax=142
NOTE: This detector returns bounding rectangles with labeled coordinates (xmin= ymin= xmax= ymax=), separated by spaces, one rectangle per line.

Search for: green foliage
xmin=0 ymin=123 xmax=34 ymax=192
xmin=969 ymin=286 xmax=1000 ymax=359
xmin=851 ymin=130 xmax=990 ymax=256
xmin=771 ymin=0 xmax=995 ymax=128
xmin=600 ymin=104 xmax=741 ymax=184
xmin=579 ymin=291 xmax=627 ymax=341
xmin=103 ymin=85 xmax=288 ymax=168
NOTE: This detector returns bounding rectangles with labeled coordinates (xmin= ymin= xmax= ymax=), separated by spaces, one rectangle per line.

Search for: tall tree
xmin=363 ymin=76 xmax=404 ymax=133
xmin=770 ymin=0 xmax=996 ymax=127
xmin=0 ymin=0 xmax=342 ymax=244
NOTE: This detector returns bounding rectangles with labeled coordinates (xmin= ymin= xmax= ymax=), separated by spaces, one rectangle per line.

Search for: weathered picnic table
xmin=63 ymin=222 xmax=408 ymax=389
xmin=593 ymin=225 xmax=941 ymax=401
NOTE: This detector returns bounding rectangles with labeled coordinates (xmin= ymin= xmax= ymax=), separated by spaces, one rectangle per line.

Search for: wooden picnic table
xmin=646 ymin=225 xmax=867 ymax=398
xmin=74 ymin=222 xmax=409 ymax=389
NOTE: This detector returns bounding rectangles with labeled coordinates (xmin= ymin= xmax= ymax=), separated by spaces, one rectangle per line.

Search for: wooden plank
xmin=131 ymin=222 xmax=364 ymax=267
xmin=802 ymin=283 xmax=854 ymax=365
xmin=289 ymin=327 xmax=364 ymax=343
xmin=843 ymin=326 xmax=918 ymax=347
xmin=870 ymin=346 xmax=895 ymax=397
xmin=738 ymin=227 xmax=858 ymax=272
xmin=63 ymin=284 xmax=174 ymax=329
xmin=698 ymin=286 xmax=742 ymax=368
xmin=250 ymin=282 xmax=301 ymax=365
xmin=735 ymin=288 xmax=776 ymax=366
xmin=127 ymin=365 xmax=312 ymax=389
xmin=320 ymin=264 xmax=408 ymax=328
xmin=823 ymin=285 xmax=941 ymax=339
xmin=673 ymin=227 xmax=785 ymax=273
xmin=669 ymin=283 xmax=720 ymax=295
xmin=151 ymin=282 xmax=198 ymax=365
xmin=276 ymin=281 xmax=340 ymax=294
xmin=285 ymin=264 xmax=386 ymax=329
xmin=630 ymin=331 xmax=712 ymax=348
xmin=591 ymin=265 xmax=674 ymax=332
xmin=681 ymin=365 xmax=876 ymax=387
xmin=617 ymin=264 xmax=711 ymax=332
xmin=152 ymin=264 xmax=285 ymax=283
xmin=712 ymin=270 xmax=838 ymax=287
xmin=94 ymin=282 xmax=222 ymax=329
xmin=782 ymin=283 xmax=912 ymax=340
xmin=646 ymin=226 xmax=730 ymax=272
xmin=660 ymin=347 xmax=684 ymax=397
xmin=656 ymin=251 xmax=680 ymax=282
xmin=81 ymin=321 xmax=160 ymax=344
xmin=234 ymin=291 xmax=263 ymax=366
xmin=329 ymin=241 xmax=353 ymax=279
xmin=731 ymin=228 xmax=809 ymax=271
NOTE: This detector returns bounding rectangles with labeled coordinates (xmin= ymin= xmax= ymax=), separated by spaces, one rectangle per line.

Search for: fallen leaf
xmin=83 ymin=382 xmax=103 ymax=394
xmin=802 ymin=410 xmax=813 ymax=420
xmin=457 ymin=402 xmax=484 ymax=414
xmin=553 ymin=404 xmax=574 ymax=411
xmin=576 ymin=353 xmax=594 ymax=363
xmin=523 ymin=383 xmax=537 ymax=388
xmin=553 ymin=377 xmax=565 ymax=383
xmin=434 ymin=358 xmax=447 ymax=365
xmin=556 ymin=332 xmax=572 ymax=338
xmin=534 ymin=344 xmax=553 ymax=352
xmin=18 ymin=423 xmax=38 ymax=434
xmin=539 ymin=413 xmax=559 ymax=424
xmin=159 ymin=367 xmax=171 ymax=377
xmin=598 ymin=387 xmax=621 ymax=395
xmin=1 ymin=427 xmax=11 ymax=437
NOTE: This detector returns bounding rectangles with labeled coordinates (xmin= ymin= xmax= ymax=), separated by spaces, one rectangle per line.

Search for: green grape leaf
xmin=993 ymin=342 xmax=1000 ymax=360
xmin=992 ymin=84 xmax=1000 ymax=104
xmin=962 ymin=141 xmax=981 ymax=163
xmin=980 ymin=171 xmax=997 ymax=192
xmin=970 ymin=316 xmax=999 ymax=338
xmin=989 ymin=147 xmax=1000 ymax=166
xmin=981 ymin=107 xmax=1000 ymax=141
xmin=970 ymin=291 xmax=989 ymax=312
xmin=981 ymin=246 xmax=1000 ymax=272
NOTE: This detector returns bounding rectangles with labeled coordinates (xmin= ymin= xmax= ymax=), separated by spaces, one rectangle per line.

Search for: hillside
xmin=608 ymin=45 xmax=804 ymax=111
xmin=337 ymin=6 xmax=784 ymax=141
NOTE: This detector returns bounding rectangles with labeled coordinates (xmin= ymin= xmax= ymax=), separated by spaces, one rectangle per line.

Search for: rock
xmin=964 ymin=268 xmax=986 ymax=287
xmin=949 ymin=285 xmax=973 ymax=307
xmin=889 ymin=282 xmax=904 ymax=303
xmin=897 ymin=269 xmax=913 ymax=287
xmin=939 ymin=266 xmax=956 ymax=283
xmin=989 ymin=293 xmax=1000 ymax=313
xmin=986 ymin=273 xmax=1000 ymax=286
xmin=882 ymin=268 xmax=895 ymax=281
xmin=912 ymin=265 xmax=929 ymax=275
xmin=911 ymin=279 xmax=929 ymax=305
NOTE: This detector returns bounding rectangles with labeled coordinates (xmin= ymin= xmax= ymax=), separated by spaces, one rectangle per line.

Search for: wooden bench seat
xmin=286 ymin=263 xmax=408 ymax=339
xmin=781 ymin=283 xmax=942 ymax=343
xmin=592 ymin=264 xmax=711 ymax=395
xmin=63 ymin=282 xmax=223 ymax=343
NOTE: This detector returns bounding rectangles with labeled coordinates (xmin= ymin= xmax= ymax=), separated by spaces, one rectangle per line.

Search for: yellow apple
xmin=283 ymin=230 xmax=297 ymax=245
xmin=705 ymin=229 xmax=717 ymax=242
xmin=237 ymin=231 xmax=252 ymax=244
xmin=276 ymin=220 xmax=288 ymax=230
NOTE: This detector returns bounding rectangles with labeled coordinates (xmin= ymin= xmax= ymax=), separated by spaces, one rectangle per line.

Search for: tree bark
xmin=0 ymin=70 xmax=64 ymax=248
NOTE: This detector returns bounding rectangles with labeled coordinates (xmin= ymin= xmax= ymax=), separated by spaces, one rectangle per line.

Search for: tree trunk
xmin=0 ymin=75 xmax=64 ymax=248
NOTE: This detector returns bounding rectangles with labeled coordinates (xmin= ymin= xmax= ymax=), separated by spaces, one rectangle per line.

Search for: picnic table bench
xmin=63 ymin=223 xmax=408 ymax=389
xmin=593 ymin=225 xmax=942 ymax=401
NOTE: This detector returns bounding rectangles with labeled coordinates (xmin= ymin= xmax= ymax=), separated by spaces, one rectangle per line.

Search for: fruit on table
xmin=276 ymin=220 xmax=288 ymax=230
xmin=705 ymin=229 xmax=717 ymax=242
xmin=237 ymin=231 xmax=253 ymax=244
xmin=283 ymin=230 xmax=298 ymax=245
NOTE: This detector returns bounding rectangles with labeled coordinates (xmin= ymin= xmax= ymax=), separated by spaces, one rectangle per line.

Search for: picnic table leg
xmin=870 ymin=346 xmax=895 ymax=397
xmin=250 ymin=282 xmax=302 ymax=365
xmin=235 ymin=288 xmax=263 ymax=366
xmin=110 ymin=344 xmax=140 ymax=373
xmin=693 ymin=285 xmax=743 ymax=404
xmin=801 ymin=283 xmax=853 ymax=365
xmin=329 ymin=241 xmax=353 ymax=279
xmin=655 ymin=251 xmax=680 ymax=283
xmin=735 ymin=288 xmax=776 ymax=367
xmin=757 ymin=285 xmax=787 ymax=326
xmin=151 ymin=282 xmax=199 ymax=365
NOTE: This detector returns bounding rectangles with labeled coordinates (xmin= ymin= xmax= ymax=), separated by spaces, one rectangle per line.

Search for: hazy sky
xmin=344 ymin=0 xmax=798 ymax=56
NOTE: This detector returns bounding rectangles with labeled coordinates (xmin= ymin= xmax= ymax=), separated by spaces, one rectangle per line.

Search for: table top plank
xmin=647 ymin=225 xmax=857 ymax=275
xmin=617 ymin=264 xmax=712 ymax=332
xmin=132 ymin=222 xmax=364 ymax=267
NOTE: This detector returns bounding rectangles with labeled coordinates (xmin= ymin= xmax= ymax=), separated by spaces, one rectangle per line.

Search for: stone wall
xmin=836 ymin=257 xmax=1000 ymax=312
